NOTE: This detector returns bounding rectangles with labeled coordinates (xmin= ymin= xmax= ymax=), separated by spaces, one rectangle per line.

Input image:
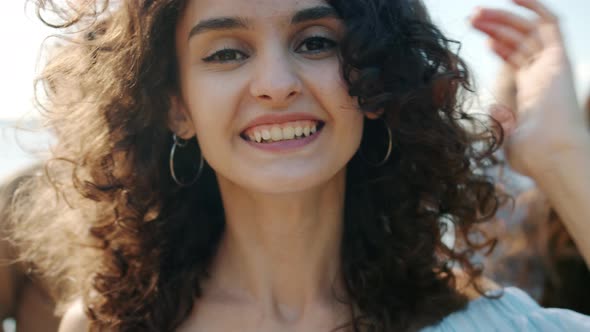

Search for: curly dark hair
xmin=10 ymin=0 xmax=505 ymax=331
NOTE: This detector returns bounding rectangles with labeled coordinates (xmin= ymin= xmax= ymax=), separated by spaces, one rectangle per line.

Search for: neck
xmin=206 ymin=169 xmax=347 ymax=322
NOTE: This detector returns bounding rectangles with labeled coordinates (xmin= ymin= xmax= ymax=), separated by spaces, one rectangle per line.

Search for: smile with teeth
xmin=242 ymin=120 xmax=323 ymax=143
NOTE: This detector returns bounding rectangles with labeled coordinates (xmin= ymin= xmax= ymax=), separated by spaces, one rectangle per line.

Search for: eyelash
xmin=202 ymin=47 xmax=248 ymax=63
xmin=297 ymin=36 xmax=338 ymax=54
xmin=201 ymin=36 xmax=338 ymax=64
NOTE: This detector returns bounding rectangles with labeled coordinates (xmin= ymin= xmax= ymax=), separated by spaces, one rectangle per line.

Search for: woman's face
xmin=173 ymin=0 xmax=364 ymax=193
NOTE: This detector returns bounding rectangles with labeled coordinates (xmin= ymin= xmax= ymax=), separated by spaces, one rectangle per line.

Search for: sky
xmin=0 ymin=0 xmax=588 ymax=120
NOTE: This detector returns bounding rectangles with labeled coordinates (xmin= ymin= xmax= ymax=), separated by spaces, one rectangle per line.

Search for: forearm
xmin=531 ymin=136 xmax=590 ymax=266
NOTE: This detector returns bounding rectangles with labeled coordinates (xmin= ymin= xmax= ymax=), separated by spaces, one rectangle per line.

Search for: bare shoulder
xmin=59 ymin=298 xmax=90 ymax=332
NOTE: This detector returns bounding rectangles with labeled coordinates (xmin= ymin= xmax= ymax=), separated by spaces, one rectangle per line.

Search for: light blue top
xmin=422 ymin=287 xmax=590 ymax=332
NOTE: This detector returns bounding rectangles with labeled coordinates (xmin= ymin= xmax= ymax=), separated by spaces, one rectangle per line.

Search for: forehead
xmin=178 ymin=0 xmax=330 ymax=31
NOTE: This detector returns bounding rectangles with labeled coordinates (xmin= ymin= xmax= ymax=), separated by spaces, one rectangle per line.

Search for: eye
xmin=202 ymin=48 xmax=249 ymax=63
xmin=296 ymin=36 xmax=338 ymax=54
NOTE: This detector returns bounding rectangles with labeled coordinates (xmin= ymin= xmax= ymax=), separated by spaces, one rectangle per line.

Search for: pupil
xmin=221 ymin=51 xmax=235 ymax=60
xmin=307 ymin=39 xmax=324 ymax=50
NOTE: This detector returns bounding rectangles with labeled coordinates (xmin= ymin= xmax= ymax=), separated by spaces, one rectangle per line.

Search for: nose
xmin=249 ymin=48 xmax=302 ymax=109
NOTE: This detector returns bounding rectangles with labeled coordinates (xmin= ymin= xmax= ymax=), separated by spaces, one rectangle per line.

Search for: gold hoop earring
xmin=169 ymin=134 xmax=204 ymax=187
xmin=360 ymin=118 xmax=393 ymax=167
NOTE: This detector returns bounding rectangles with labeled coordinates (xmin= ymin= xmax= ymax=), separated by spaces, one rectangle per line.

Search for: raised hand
xmin=471 ymin=0 xmax=588 ymax=178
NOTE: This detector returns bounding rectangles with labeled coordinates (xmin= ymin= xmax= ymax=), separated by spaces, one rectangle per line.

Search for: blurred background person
xmin=0 ymin=164 xmax=60 ymax=332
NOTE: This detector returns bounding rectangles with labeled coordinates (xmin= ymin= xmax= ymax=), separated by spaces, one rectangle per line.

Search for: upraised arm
xmin=472 ymin=0 xmax=590 ymax=265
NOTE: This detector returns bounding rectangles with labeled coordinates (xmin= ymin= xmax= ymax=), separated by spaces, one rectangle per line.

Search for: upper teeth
xmin=244 ymin=120 xmax=319 ymax=143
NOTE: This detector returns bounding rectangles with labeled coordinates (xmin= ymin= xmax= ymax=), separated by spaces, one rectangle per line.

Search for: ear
xmin=364 ymin=109 xmax=385 ymax=120
xmin=168 ymin=95 xmax=196 ymax=139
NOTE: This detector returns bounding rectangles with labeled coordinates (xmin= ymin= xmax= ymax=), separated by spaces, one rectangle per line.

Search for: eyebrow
xmin=291 ymin=6 xmax=339 ymax=25
xmin=188 ymin=6 xmax=339 ymax=40
xmin=188 ymin=17 xmax=250 ymax=40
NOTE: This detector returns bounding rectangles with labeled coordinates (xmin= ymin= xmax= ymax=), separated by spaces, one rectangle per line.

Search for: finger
xmin=474 ymin=21 xmax=527 ymax=52
xmin=472 ymin=10 xmax=544 ymax=54
xmin=537 ymin=22 xmax=564 ymax=47
xmin=471 ymin=8 xmax=535 ymax=35
xmin=488 ymin=39 xmax=520 ymax=69
xmin=512 ymin=0 xmax=558 ymax=23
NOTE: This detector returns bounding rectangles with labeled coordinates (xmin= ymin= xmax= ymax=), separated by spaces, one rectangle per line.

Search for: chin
xmin=232 ymin=165 xmax=345 ymax=195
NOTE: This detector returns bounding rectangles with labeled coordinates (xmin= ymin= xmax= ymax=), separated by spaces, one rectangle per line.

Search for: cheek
xmin=311 ymin=58 xmax=358 ymax=115
xmin=180 ymin=71 xmax=244 ymax=150
xmin=336 ymin=111 xmax=364 ymax=163
xmin=309 ymin=60 xmax=363 ymax=146
xmin=315 ymin=58 xmax=350 ymax=96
